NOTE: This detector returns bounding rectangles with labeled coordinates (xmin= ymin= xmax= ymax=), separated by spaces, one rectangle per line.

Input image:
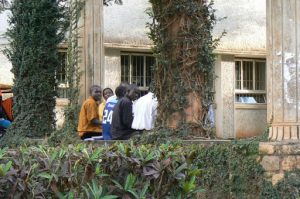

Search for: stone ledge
xmin=259 ymin=142 xmax=300 ymax=155
xmin=261 ymin=156 xmax=280 ymax=171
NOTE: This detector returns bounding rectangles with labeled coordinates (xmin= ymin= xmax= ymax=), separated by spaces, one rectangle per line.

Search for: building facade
xmin=0 ymin=0 xmax=267 ymax=138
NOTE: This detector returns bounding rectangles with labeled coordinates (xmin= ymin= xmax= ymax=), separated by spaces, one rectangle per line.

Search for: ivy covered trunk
xmin=148 ymin=0 xmax=218 ymax=137
xmin=4 ymin=0 xmax=67 ymax=139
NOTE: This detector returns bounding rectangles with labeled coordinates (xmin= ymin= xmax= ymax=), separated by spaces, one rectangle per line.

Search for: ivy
xmin=148 ymin=0 xmax=225 ymax=137
xmin=1 ymin=0 xmax=68 ymax=145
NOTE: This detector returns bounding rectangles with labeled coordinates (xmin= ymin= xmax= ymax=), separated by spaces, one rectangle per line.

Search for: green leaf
xmin=38 ymin=172 xmax=53 ymax=180
xmin=112 ymin=179 xmax=124 ymax=190
xmin=127 ymin=190 xmax=139 ymax=199
xmin=100 ymin=196 xmax=119 ymax=199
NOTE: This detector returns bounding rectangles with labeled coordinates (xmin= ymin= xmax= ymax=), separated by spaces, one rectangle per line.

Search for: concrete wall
xmin=235 ymin=108 xmax=267 ymax=138
xmin=0 ymin=45 xmax=13 ymax=86
xmin=215 ymin=55 xmax=267 ymax=139
xmin=103 ymin=48 xmax=122 ymax=90
xmin=215 ymin=55 xmax=235 ymax=138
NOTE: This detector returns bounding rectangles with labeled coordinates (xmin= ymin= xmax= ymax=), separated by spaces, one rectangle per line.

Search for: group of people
xmin=77 ymin=82 xmax=158 ymax=141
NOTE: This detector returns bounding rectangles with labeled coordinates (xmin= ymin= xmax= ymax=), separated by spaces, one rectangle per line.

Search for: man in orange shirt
xmin=77 ymin=85 xmax=102 ymax=140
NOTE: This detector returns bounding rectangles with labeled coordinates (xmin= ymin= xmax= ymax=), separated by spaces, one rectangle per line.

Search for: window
xmin=56 ymin=51 xmax=68 ymax=98
xmin=121 ymin=53 xmax=155 ymax=96
xmin=235 ymin=59 xmax=266 ymax=103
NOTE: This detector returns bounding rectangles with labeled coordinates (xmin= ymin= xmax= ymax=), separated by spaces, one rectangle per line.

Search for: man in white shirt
xmin=131 ymin=91 xmax=158 ymax=130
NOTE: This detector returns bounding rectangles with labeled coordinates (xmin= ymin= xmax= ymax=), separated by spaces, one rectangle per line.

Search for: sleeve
xmin=98 ymin=102 xmax=105 ymax=122
xmin=85 ymin=101 xmax=99 ymax=123
xmin=121 ymin=100 xmax=134 ymax=128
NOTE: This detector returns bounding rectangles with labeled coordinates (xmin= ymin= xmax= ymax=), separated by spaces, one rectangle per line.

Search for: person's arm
xmin=91 ymin=118 xmax=101 ymax=125
xmin=121 ymin=100 xmax=133 ymax=128
xmin=86 ymin=101 xmax=102 ymax=126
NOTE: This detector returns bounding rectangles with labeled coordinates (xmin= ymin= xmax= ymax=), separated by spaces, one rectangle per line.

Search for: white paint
xmin=104 ymin=0 xmax=266 ymax=52
xmin=283 ymin=52 xmax=296 ymax=104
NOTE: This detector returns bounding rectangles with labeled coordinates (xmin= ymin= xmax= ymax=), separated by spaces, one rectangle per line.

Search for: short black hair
xmin=102 ymin=87 xmax=113 ymax=97
xmin=89 ymin=85 xmax=101 ymax=95
xmin=115 ymin=85 xmax=127 ymax=98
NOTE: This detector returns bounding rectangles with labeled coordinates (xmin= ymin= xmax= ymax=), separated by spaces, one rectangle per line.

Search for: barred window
xmin=235 ymin=59 xmax=266 ymax=103
xmin=56 ymin=51 xmax=68 ymax=98
xmin=121 ymin=53 xmax=155 ymax=96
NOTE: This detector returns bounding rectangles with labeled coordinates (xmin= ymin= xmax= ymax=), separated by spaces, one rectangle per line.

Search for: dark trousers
xmin=80 ymin=132 xmax=102 ymax=140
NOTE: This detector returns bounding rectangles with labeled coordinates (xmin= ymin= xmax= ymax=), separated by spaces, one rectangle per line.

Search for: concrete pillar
xmin=267 ymin=0 xmax=300 ymax=141
xmin=79 ymin=0 xmax=104 ymax=102
xmin=215 ymin=55 xmax=235 ymax=139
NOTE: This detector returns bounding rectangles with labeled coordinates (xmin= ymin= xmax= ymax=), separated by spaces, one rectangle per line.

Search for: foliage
xmin=0 ymin=0 xmax=8 ymax=12
xmin=0 ymin=143 xmax=203 ymax=198
xmin=2 ymin=0 xmax=68 ymax=144
xmin=148 ymin=0 xmax=224 ymax=137
xmin=2 ymin=135 xmax=298 ymax=198
xmin=48 ymin=0 xmax=84 ymax=146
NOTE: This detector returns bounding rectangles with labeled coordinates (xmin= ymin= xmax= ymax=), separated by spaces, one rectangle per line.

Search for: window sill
xmin=235 ymin=103 xmax=267 ymax=110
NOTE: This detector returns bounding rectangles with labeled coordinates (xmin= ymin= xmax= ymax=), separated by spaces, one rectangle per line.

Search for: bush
xmin=0 ymin=138 xmax=296 ymax=198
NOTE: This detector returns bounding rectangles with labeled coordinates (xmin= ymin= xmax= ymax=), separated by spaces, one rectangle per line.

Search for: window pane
xmin=235 ymin=93 xmax=266 ymax=103
xmin=255 ymin=61 xmax=266 ymax=90
xmin=235 ymin=61 xmax=241 ymax=89
xmin=57 ymin=52 xmax=67 ymax=84
xmin=243 ymin=61 xmax=253 ymax=90
xmin=56 ymin=51 xmax=68 ymax=98
xmin=146 ymin=56 xmax=155 ymax=87
xmin=132 ymin=55 xmax=144 ymax=87
xmin=121 ymin=55 xmax=130 ymax=83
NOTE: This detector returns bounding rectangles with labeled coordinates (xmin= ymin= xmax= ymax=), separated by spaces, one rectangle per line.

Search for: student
xmin=102 ymin=85 xmax=127 ymax=140
xmin=132 ymin=89 xmax=158 ymax=130
xmin=98 ymin=87 xmax=114 ymax=123
xmin=77 ymin=85 xmax=102 ymax=140
xmin=106 ymin=81 xmax=129 ymax=103
xmin=111 ymin=84 xmax=140 ymax=140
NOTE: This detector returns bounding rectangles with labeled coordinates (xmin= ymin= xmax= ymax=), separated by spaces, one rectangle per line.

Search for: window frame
xmin=120 ymin=52 xmax=155 ymax=92
xmin=234 ymin=58 xmax=266 ymax=104
xmin=56 ymin=48 xmax=69 ymax=98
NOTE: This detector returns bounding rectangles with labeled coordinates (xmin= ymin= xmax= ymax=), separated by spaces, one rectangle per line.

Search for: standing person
xmin=111 ymin=84 xmax=140 ymax=140
xmin=132 ymin=89 xmax=158 ymax=131
xmin=77 ymin=85 xmax=102 ymax=140
xmin=102 ymin=85 xmax=127 ymax=140
xmin=98 ymin=87 xmax=114 ymax=123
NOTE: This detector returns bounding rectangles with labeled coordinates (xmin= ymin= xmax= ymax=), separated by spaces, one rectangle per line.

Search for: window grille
xmin=56 ymin=51 xmax=69 ymax=98
xmin=235 ymin=59 xmax=266 ymax=104
xmin=121 ymin=53 xmax=155 ymax=96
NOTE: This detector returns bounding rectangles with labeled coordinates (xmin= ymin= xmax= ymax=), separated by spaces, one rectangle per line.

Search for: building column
xmin=79 ymin=0 xmax=104 ymax=102
xmin=267 ymin=0 xmax=300 ymax=141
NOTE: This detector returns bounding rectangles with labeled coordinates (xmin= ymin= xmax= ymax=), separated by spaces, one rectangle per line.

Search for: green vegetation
xmin=148 ymin=0 xmax=224 ymax=137
xmin=1 ymin=135 xmax=297 ymax=198
xmin=3 ymin=0 xmax=68 ymax=143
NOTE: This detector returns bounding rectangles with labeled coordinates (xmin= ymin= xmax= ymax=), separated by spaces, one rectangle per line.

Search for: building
xmin=0 ymin=0 xmax=267 ymax=138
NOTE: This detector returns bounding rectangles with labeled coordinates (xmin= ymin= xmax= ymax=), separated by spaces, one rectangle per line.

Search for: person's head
xmin=126 ymin=84 xmax=140 ymax=101
xmin=115 ymin=85 xmax=127 ymax=99
xmin=102 ymin=88 xmax=114 ymax=101
xmin=90 ymin=85 xmax=102 ymax=101
xmin=120 ymin=81 xmax=129 ymax=88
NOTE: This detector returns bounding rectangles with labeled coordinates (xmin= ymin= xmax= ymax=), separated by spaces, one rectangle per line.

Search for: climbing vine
xmin=2 ymin=0 xmax=68 ymax=145
xmin=148 ymin=0 xmax=224 ymax=137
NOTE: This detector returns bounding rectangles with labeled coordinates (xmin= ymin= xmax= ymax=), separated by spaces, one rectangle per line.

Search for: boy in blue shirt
xmin=102 ymin=85 xmax=127 ymax=140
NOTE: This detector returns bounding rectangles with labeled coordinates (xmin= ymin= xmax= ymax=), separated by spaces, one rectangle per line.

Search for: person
xmin=131 ymin=88 xmax=158 ymax=130
xmin=0 ymin=93 xmax=11 ymax=130
xmin=106 ymin=81 xmax=129 ymax=103
xmin=77 ymin=85 xmax=102 ymax=140
xmin=102 ymin=85 xmax=127 ymax=140
xmin=111 ymin=84 xmax=140 ymax=140
xmin=98 ymin=87 xmax=114 ymax=123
